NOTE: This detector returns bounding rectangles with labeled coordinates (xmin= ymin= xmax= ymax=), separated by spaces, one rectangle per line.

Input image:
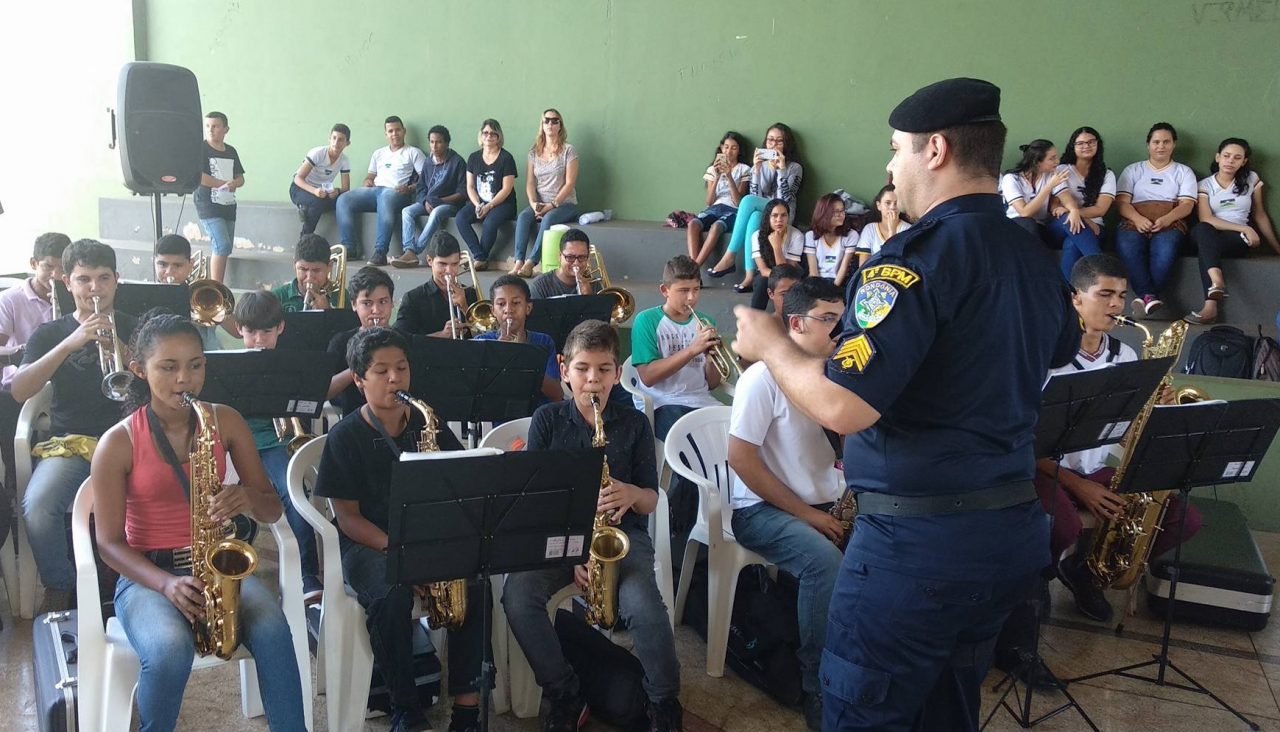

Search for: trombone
xmin=453 ymin=250 xmax=497 ymax=335
xmin=695 ymin=311 xmax=740 ymax=382
xmin=272 ymin=416 xmax=317 ymax=456
xmin=583 ymin=246 xmax=635 ymax=325
xmin=92 ymin=295 xmax=132 ymax=401
xmin=325 ymin=245 xmax=347 ymax=310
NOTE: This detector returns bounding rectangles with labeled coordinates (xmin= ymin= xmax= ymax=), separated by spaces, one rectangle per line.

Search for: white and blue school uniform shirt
xmin=853 ymin=220 xmax=911 ymax=257
xmin=301 ymin=146 xmax=351 ymax=192
xmin=1117 ymin=161 xmax=1198 ymax=204
xmin=1199 ymin=171 xmax=1261 ymax=226
xmin=1044 ymin=333 xmax=1137 ymax=476
xmin=1000 ymin=171 xmax=1056 ymax=221
xmin=803 ymin=230 xmax=859 ymax=279
xmin=368 ymin=145 xmax=426 ymax=188
xmin=1054 ymin=164 xmax=1117 ymax=226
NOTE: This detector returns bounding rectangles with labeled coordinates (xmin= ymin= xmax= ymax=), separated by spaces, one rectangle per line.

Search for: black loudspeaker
xmin=116 ymin=62 xmax=202 ymax=195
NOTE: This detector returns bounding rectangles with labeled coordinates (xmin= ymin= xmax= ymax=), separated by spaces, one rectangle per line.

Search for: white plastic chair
xmin=71 ymin=479 xmax=314 ymax=732
xmin=0 ymin=451 xmax=17 ymax=619
xmin=13 ymin=382 xmax=52 ymax=619
xmin=667 ymin=405 xmax=770 ymax=677
xmin=478 ymin=417 xmax=533 ymax=453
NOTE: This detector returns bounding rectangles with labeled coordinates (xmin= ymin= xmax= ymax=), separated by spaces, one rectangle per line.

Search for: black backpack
xmin=1184 ymin=326 xmax=1255 ymax=379
xmin=1252 ymin=327 xmax=1280 ymax=381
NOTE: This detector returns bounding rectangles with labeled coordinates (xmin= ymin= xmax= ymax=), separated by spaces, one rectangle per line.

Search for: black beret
xmin=888 ymin=78 xmax=1002 ymax=133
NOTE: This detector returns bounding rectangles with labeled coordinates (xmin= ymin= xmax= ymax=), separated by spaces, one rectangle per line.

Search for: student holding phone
xmin=686 ymin=131 xmax=751 ymax=267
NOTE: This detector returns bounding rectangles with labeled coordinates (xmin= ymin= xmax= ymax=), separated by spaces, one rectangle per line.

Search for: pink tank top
xmin=123 ymin=405 xmax=228 ymax=551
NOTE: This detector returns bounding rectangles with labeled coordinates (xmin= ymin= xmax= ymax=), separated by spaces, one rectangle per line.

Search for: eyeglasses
xmin=543 ymin=118 xmax=562 ymax=125
xmin=1074 ymin=140 xmax=1098 ymax=148
xmin=562 ymin=254 xmax=588 ymax=262
xmin=793 ymin=314 xmax=841 ymax=326
xmin=765 ymin=137 xmax=785 ymax=144
xmin=481 ymin=130 xmax=498 ymax=138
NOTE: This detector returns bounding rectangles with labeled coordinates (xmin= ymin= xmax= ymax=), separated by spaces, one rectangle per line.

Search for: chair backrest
xmin=662 ymin=406 xmax=734 ymax=540
xmin=620 ymin=357 xmax=655 ymax=420
xmin=479 ymin=417 xmax=532 ymax=452
xmin=70 ymin=479 xmax=105 ymax=732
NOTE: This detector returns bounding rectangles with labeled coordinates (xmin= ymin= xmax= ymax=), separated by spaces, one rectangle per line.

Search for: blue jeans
xmin=653 ymin=404 xmax=696 ymax=442
xmin=1047 ymin=214 xmax=1103 ymax=282
xmin=336 ymin=186 xmax=413 ymax=257
xmin=513 ymin=204 xmax=581 ymax=262
xmin=21 ymin=455 xmax=91 ymax=592
xmin=732 ymin=502 xmax=843 ymax=695
xmin=199 ymin=217 xmax=236 ymax=257
xmin=1114 ymin=227 xmax=1185 ymax=298
xmin=502 ymin=527 xmax=679 ymax=702
xmin=114 ymin=572 xmax=306 ymax=732
xmin=259 ymin=445 xmax=319 ymax=585
xmin=724 ymin=195 xmax=768 ymax=273
xmin=400 ymin=202 xmax=459 ymax=254
xmin=288 ymin=182 xmax=336 ymax=237
xmin=455 ymin=202 xmax=516 ymax=261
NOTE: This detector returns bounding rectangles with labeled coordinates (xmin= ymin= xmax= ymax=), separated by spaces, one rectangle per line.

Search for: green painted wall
xmin=141 ymin=0 xmax=1280 ymax=224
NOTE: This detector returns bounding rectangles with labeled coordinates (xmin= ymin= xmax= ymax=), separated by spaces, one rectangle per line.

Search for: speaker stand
xmin=151 ymin=193 xmax=164 ymax=248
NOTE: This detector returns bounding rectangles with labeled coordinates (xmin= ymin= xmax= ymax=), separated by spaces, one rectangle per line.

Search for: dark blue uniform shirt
xmin=826 ymin=193 xmax=1079 ymax=580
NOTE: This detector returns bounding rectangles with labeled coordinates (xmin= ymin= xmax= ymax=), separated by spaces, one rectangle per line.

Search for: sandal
xmin=732 ymin=283 xmax=752 ymax=294
xmin=707 ymin=265 xmax=736 ymax=279
xmin=1207 ymin=285 xmax=1229 ymax=301
xmin=1183 ymin=310 xmax=1217 ymax=325
xmin=518 ymin=261 xmax=536 ymax=278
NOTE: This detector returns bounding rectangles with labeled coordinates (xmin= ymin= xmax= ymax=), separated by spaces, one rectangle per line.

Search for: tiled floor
xmin=4 ymin=535 xmax=1280 ymax=730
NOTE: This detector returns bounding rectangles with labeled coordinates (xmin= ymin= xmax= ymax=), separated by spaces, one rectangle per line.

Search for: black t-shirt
xmin=394 ymin=279 xmax=477 ymax=336
xmin=314 ymin=405 xmax=465 ymax=535
xmin=466 ymin=148 xmax=518 ymax=211
xmin=326 ymin=328 xmax=365 ymax=417
xmin=194 ymin=141 xmax=245 ymax=220
xmin=21 ymin=312 xmax=139 ymax=438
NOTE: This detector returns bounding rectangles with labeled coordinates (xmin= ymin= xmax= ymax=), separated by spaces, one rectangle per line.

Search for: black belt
xmin=145 ymin=546 xmax=194 ymax=570
xmin=855 ymin=482 xmax=1038 ymax=518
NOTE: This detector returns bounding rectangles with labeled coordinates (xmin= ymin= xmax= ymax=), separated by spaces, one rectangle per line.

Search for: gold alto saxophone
xmin=1085 ymin=317 xmax=1207 ymax=589
xmin=183 ymin=392 xmax=259 ymax=659
xmin=585 ymin=394 xmax=631 ymax=629
xmin=395 ymin=390 xmax=468 ymax=630
xmin=828 ymin=490 xmax=858 ymax=551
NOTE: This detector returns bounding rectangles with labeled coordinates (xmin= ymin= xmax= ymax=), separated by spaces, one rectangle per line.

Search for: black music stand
xmin=404 ymin=336 xmax=547 ymax=445
xmin=526 ymin=294 xmax=616 ymax=353
xmin=1066 ymin=398 xmax=1280 ymax=732
xmin=53 ymin=280 xmax=190 ymax=318
xmin=984 ymin=358 xmax=1172 ymax=732
xmin=199 ymin=348 xmax=335 ymax=419
xmin=277 ymin=309 xmax=359 ymax=352
xmin=386 ymin=448 xmax=602 ymax=732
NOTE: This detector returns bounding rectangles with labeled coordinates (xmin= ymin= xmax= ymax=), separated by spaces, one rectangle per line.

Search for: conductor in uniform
xmin=733 ymin=78 xmax=1080 ymax=730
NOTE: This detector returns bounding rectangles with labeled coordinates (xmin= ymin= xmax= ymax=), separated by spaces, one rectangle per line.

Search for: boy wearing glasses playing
xmin=530 ymin=228 xmax=595 ymax=299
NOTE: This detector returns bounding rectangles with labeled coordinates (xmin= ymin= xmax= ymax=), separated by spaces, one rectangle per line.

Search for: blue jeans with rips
xmin=336 ymin=186 xmax=413 ymax=257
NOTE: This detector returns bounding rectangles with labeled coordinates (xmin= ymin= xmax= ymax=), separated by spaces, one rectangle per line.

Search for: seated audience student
xmin=336 ymin=115 xmax=426 ymax=266
xmin=503 ymin=319 xmax=682 ymax=732
xmin=708 ymin=123 xmax=804 ymax=293
xmin=314 ymin=326 xmax=486 ymax=732
xmin=854 ymin=184 xmax=911 ymax=265
xmin=395 ymin=231 xmax=478 ymax=338
xmin=803 ymin=193 xmax=859 ymax=287
xmin=1115 ymin=122 xmax=1198 ymax=318
xmin=289 ymin=122 xmax=352 ymax=238
xmin=686 ymin=131 xmax=752 ymax=269
xmin=511 ymin=108 xmax=581 ymax=278
xmin=153 ymin=233 xmax=240 ymax=347
xmin=1048 ymin=126 xmax=1116 ymax=282
xmin=90 ymin=313 xmax=306 ymax=731
xmin=394 ymin=125 xmax=467 ymax=269
xmin=530 ymin=228 xmax=594 ymax=299
xmin=232 ymin=290 xmax=324 ymax=602
xmin=729 ymin=277 xmax=845 ymax=731
xmin=749 ymin=198 xmax=805 ymax=311
xmin=999 ymin=139 xmax=1070 ymax=245
xmin=326 ymin=266 xmax=396 ymax=417
xmin=196 ymin=111 xmax=245 ymax=284
xmin=270 ymin=233 xmax=340 ymax=312
xmin=766 ymin=263 xmax=803 ymax=322
xmin=1186 ymin=137 xmax=1280 ymax=324
xmin=12 ymin=239 xmax=139 ymax=612
xmin=632 ymin=254 xmax=723 ymax=440
xmin=471 ymin=274 xmax=564 ymax=404
xmin=455 ymin=119 xmax=518 ymax=271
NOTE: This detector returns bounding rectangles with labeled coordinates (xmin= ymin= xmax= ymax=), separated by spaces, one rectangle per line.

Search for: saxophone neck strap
xmin=363 ymin=404 xmax=409 ymax=459
xmin=145 ymin=404 xmax=196 ymax=502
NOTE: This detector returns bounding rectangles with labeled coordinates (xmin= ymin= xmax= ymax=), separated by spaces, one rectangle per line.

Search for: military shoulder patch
xmin=831 ymin=333 xmax=876 ymax=373
xmin=853 ymin=280 xmax=898 ymax=330
xmin=861 ymin=264 xmax=921 ymax=289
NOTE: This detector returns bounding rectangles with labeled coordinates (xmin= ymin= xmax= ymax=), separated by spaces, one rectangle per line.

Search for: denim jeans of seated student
xmin=455 ymin=202 xmax=516 ymax=262
xmin=288 ymin=182 xmax=337 ymax=237
xmin=114 ymin=572 xmax=306 ymax=732
xmin=21 ymin=455 xmax=91 ymax=592
xmin=199 ymin=217 xmax=236 ymax=257
xmin=513 ymin=204 xmax=581 ymax=262
xmin=1114 ymin=227 xmax=1184 ymax=299
xmin=340 ymin=542 xmax=488 ymax=710
xmin=732 ymin=501 xmax=843 ymax=696
xmin=401 ymin=202 xmax=460 ymax=254
xmin=337 ymin=186 xmax=413 ymax=257
xmin=259 ymin=445 xmax=319 ymax=586
xmin=1048 ymin=213 xmax=1103 ymax=282
xmin=502 ymin=527 xmax=679 ymax=702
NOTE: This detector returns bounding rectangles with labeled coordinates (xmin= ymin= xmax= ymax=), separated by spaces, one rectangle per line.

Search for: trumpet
xmin=499 ymin=317 xmax=515 ymax=342
xmin=92 ymin=295 xmax=132 ymax=401
xmin=582 ymin=246 xmax=635 ymax=324
xmin=695 ymin=312 xmax=740 ymax=381
xmin=186 ymin=249 xmax=207 ymax=284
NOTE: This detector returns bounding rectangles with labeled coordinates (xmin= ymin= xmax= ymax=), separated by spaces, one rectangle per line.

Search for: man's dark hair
xmin=426 ymin=231 xmax=461 ymax=260
xmin=205 ymin=111 xmax=228 ymax=126
xmin=783 ymin=276 xmax=843 ymax=318
xmin=233 ymin=290 xmax=285 ymax=330
xmin=295 ymin=233 xmax=331 ymax=264
xmin=385 ymin=115 xmax=404 ymax=128
xmin=1147 ymin=122 xmax=1177 ymax=142
xmin=563 ymin=319 xmax=619 ymax=365
xmin=1070 ymin=253 xmax=1129 ymax=294
xmin=332 ymin=122 xmax=352 ymax=142
xmin=427 ymin=125 xmax=451 ymax=143
xmin=33 ymin=232 xmax=71 ymax=261
xmin=154 ymin=234 xmax=192 ymax=258
xmin=911 ymin=121 xmax=1008 ymax=179
xmin=562 ymin=228 xmax=590 ymax=248
xmin=62 ymin=239 xmax=116 ymax=273
xmin=347 ymin=265 xmax=394 ymax=303
xmin=662 ymin=255 xmax=701 ymax=285
xmin=768 ymin=263 xmax=803 ymax=293
xmin=490 ymin=273 xmax=531 ymax=300
xmin=347 ymin=325 xmax=409 ymax=378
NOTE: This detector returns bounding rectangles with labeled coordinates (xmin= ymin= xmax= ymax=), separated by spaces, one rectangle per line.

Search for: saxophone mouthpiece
xmin=1109 ymin=314 xmax=1135 ymax=326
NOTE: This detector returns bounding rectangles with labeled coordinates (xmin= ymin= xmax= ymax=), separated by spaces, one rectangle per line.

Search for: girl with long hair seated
xmin=855 ymin=185 xmax=911 ymax=265
xmin=1048 ymin=127 xmax=1115 ymax=282
xmin=803 ymin=193 xmax=859 ymax=287
xmin=687 ymin=131 xmax=751 ymax=268
xmin=91 ymin=313 xmax=306 ymax=731
xmin=749 ymin=198 xmax=805 ymax=310
xmin=1000 ymin=138 xmax=1069 ymax=244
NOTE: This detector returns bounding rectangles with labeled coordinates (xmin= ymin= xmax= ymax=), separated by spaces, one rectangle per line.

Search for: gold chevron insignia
xmin=831 ymin=334 xmax=875 ymax=373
